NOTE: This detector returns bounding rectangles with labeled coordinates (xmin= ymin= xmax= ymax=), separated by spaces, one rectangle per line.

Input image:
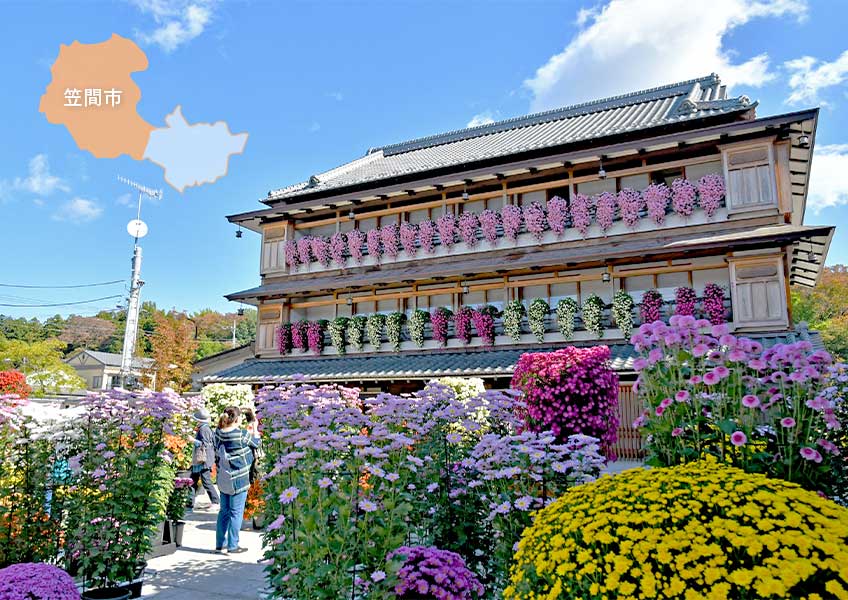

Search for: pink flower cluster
xmin=512 ymin=346 xmax=620 ymax=452
xmin=381 ymin=224 xmax=400 ymax=259
xmin=479 ymin=209 xmax=500 ymax=244
xmin=671 ymin=178 xmax=697 ymax=217
xmin=430 ymin=307 xmax=452 ymax=346
xmin=501 ymin=204 xmax=523 ymax=241
xmin=437 ymin=213 xmax=457 ymax=249
xmin=674 ymin=286 xmax=697 ymax=316
xmin=471 ymin=308 xmax=495 ymax=346
xmin=454 ymin=307 xmax=473 ymax=344
xmin=643 ymin=183 xmax=670 ymax=225
xmin=697 ymin=173 xmax=725 ymax=218
xmin=458 ymin=212 xmax=480 ymax=247
xmin=276 ymin=323 xmax=292 ymax=354
xmin=291 ymin=321 xmax=308 ymax=351
xmin=546 ymin=195 xmax=568 ymax=234
xmin=306 ymin=321 xmax=325 ymax=354
xmin=399 ymin=222 xmax=417 ymax=256
xmin=569 ymin=193 xmax=592 ymax=237
xmin=640 ymin=290 xmax=664 ymax=324
xmin=595 ymin=192 xmax=616 ymax=233
xmin=523 ymin=202 xmax=547 ymax=241
xmin=418 ymin=220 xmax=436 ymax=253
xmin=284 ymin=177 xmax=725 ymax=269
xmin=702 ymin=283 xmax=726 ymax=325
xmin=617 ymin=188 xmax=644 ymax=228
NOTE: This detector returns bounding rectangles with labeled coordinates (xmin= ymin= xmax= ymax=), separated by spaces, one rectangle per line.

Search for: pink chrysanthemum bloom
xmin=799 ymin=447 xmax=823 ymax=463
xmin=671 ymin=427 xmax=684 ymax=437
xmin=730 ymin=431 xmax=747 ymax=446
xmin=780 ymin=417 xmax=796 ymax=428
xmin=741 ymin=394 xmax=760 ymax=408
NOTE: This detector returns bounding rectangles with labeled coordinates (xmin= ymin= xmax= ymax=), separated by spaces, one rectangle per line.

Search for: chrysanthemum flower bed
xmin=505 ymin=461 xmax=848 ymax=599
xmin=631 ymin=316 xmax=844 ymax=494
xmin=256 ymin=380 xmax=606 ymax=598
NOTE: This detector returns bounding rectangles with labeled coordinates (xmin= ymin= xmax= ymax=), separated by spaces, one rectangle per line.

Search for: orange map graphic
xmin=39 ymin=34 xmax=154 ymax=160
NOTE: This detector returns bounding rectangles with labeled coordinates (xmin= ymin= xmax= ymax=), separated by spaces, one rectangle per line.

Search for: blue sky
xmin=1 ymin=0 xmax=846 ymax=320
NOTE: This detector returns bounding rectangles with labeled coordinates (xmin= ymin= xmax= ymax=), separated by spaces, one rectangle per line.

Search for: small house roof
xmin=66 ymin=349 xmax=153 ymax=370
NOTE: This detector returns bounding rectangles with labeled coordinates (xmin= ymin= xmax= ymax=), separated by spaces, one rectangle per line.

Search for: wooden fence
xmin=609 ymin=383 xmax=645 ymax=461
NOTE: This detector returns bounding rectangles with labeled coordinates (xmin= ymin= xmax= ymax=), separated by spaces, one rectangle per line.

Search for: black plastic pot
xmin=172 ymin=520 xmax=185 ymax=546
xmin=81 ymin=589 xmax=131 ymax=600
xmin=252 ymin=514 xmax=265 ymax=530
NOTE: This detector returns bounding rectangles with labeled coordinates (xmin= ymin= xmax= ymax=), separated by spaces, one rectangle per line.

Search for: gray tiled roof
xmin=74 ymin=350 xmax=154 ymax=369
xmin=203 ymin=328 xmax=822 ymax=385
xmin=266 ymin=74 xmax=753 ymax=203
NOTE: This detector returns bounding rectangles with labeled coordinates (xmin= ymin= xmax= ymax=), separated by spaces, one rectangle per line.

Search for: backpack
xmin=215 ymin=442 xmax=236 ymax=495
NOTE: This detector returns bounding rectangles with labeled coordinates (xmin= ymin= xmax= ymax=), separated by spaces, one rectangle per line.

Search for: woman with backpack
xmin=213 ymin=405 xmax=260 ymax=554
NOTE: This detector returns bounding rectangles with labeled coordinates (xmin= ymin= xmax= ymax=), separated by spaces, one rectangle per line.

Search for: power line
xmin=0 ymin=279 xmax=125 ymax=289
xmin=0 ymin=295 xmax=124 ymax=308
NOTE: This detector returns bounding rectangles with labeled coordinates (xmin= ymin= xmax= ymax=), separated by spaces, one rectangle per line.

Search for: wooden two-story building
xmin=209 ymin=74 xmax=833 ymax=400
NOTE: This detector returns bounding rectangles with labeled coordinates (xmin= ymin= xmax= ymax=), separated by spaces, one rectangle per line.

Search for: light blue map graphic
xmin=143 ymin=106 xmax=248 ymax=192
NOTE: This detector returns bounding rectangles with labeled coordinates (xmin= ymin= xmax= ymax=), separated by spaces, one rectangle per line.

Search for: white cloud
xmin=53 ymin=197 xmax=103 ymax=223
xmin=133 ymin=0 xmax=214 ymax=52
xmin=116 ymin=193 xmax=134 ymax=207
xmin=11 ymin=154 xmax=69 ymax=196
xmin=326 ymin=91 xmax=344 ymax=102
xmin=807 ymin=144 xmax=848 ymax=213
xmin=525 ymin=0 xmax=807 ymax=111
xmin=467 ymin=112 xmax=497 ymax=127
xmin=309 ymin=122 xmax=321 ymax=133
xmin=785 ymin=50 xmax=848 ymax=105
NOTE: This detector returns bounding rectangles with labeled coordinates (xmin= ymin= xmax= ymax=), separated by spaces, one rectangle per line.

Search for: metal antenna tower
xmin=117 ymin=176 xmax=163 ymax=388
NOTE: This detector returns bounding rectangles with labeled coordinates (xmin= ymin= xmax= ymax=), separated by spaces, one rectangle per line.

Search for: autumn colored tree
xmin=149 ymin=312 xmax=198 ymax=392
xmin=57 ymin=315 xmax=117 ymax=350
xmin=0 ymin=371 xmax=30 ymax=399
xmin=791 ymin=264 xmax=848 ymax=359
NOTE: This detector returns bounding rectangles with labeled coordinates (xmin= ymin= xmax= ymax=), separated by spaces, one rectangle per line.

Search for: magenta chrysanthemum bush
xmin=418 ymin=220 xmax=437 ymax=254
xmin=310 ymin=236 xmax=331 ymax=267
xmin=277 ymin=323 xmax=292 ymax=354
xmin=366 ymin=228 xmax=382 ymax=263
xmin=471 ymin=307 xmax=496 ymax=346
xmin=0 ymin=563 xmax=80 ymax=600
xmin=328 ymin=232 xmax=346 ymax=266
xmin=380 ymin=224 xmax=400 ymax=259
xmin=569 ymin=194 xmax=592 ymax=237
xmin=511 ymin=346 xmax=619 ymax=452
xmin=640 ymin=289 xmax=664 ymax=324
xmin=697 ymin=173 xmax=725 ymax=217
xmin=399 ymin=222 xmax=417 ymax=256
xmin=595 ymin=192 xmax=616 ymax=233
xmin=296 ymin=237 xmax=312 ymax=265
xmin=671 ymin=178 xmax=697 ymax=217
xmin=454 ymin=306 xmax=474 ymax=344
xmin=631 ymin=316 xmax=842 ymax=493
xmin=390 ymin=546 xmax=484 ymax=600
xmin=546 ymin=195 xmax=568 ymax=235
xmin=479 ymin=209 xmax=500 ymax=244
xmin=702 ymin=282 xmax=726 ymax=325
xmin=306 ymin=321 xmax=325 ymax=354
xmin=643 ymin=183 xmax=670 ymax=225
xmin=284 ymin=239 xmax=299 ymax=270
xmin=437 ymin=213 xmax=457 ymax=249
xmin=522 ymin=202 xmax=546 ymax=241
xmin=346 ymin=229 xmax=365 ymax=264
xmin=291 ymin=320 xmax=308 ymax=351
xmin=458 ymin=211 xmax=480 ymax=247
xmin=674 ymin=286 xmax=697 ymax=316
xmin=501 ymin=204 xmax=523 ymax=241
xmin=617 ymin=188 xmax=643 ymax=229
xmin=430 ymin=307 xmax=452 ymax=346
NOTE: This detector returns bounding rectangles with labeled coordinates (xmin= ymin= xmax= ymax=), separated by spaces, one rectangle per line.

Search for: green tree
xmin=0 ymin=338 xmax=85 ymax=395
xmin=791 ymin=265 xmax=848 ymax=360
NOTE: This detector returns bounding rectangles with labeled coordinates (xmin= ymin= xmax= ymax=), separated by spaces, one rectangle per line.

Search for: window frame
xmin=721 ymin=140 xmax=778 ymax=214
xmin=728 ymin=256 xmax=788 ymax=329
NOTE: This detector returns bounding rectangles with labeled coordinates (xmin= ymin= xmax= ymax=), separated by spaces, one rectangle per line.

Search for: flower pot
xmin=252 ymin=514 xmax=265 ymax=530
xmin=175 ymin=469 xmax=191 ymax=479
xmin=81 ymin=589 xmax=131 ymax=600
xmin=172 ymin=520 xmax=185 ymax=546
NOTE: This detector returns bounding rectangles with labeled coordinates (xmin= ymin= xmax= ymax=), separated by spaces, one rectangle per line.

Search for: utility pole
xmin=118 ymin=176 xmax=163 ymax=388
xmin=231 ymin=319 xmax=237 ymax=348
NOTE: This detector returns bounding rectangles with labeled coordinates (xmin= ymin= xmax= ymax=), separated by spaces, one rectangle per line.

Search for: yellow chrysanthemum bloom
xmin=504 ymin=461 xmax=848 ymax=599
